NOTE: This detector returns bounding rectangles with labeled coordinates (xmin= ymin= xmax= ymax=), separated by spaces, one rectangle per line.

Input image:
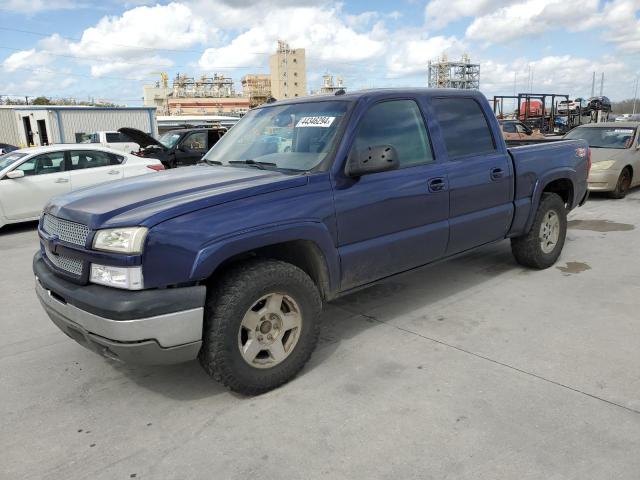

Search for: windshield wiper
xmin=200 ymin=158 xmax=223 ymax=166
xmin=228 ymin=159 xmax=277 ymax=170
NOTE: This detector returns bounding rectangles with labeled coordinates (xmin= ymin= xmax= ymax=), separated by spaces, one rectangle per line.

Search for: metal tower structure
xmin=427 ymin=54 xmax=480 ymax=90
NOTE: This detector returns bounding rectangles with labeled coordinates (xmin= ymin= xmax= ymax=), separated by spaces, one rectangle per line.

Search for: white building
xmin=0 ymin=105 xmax=157 ymax=147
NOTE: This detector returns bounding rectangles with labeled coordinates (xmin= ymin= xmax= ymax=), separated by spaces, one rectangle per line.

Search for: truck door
xmin=430 ymin=97 xmax=514 ymax=255
xmin=333 ymin=99 xmax=449 ymax=290
xmin=176 ymin=131 xmax=208 ymax=166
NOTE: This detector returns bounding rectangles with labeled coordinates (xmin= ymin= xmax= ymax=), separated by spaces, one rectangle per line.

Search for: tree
xmin=32 ymin=96 xmax=51 ymax=105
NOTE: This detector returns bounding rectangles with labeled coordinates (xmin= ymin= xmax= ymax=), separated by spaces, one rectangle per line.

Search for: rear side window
xmin=69 ymin=150 xmax=121 ymax=170
xmin=351 ymin=100 xmax=434 ymax=167
xmin=432 ymin=98 xmax=496 ymax=159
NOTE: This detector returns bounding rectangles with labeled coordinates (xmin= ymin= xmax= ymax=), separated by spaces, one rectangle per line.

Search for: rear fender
xmin=523 ymin=168 xmax=577 ymax=233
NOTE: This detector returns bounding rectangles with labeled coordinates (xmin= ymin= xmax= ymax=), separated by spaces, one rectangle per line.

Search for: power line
xmin=0 ymin=45 xmax=268 ymax=70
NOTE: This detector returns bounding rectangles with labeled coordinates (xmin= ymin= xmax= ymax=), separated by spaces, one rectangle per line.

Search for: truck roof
xmin=576 ymin=122 xmax=640 ymax=128
xmin=262 ymin=88 xmax=488 ymax=108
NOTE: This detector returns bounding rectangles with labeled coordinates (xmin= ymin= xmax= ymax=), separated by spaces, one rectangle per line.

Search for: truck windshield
xmin=202 ymin=100 xmax=350 ymax=172
xmin=159 ymin=132 xmax=182 ymax=148
xmin=565 ymin=127 xmax=637 ymax=149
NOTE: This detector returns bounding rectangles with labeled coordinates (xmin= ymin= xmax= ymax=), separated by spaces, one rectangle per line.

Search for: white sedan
xmin=0 ymin=144 xmax=164 ymax=229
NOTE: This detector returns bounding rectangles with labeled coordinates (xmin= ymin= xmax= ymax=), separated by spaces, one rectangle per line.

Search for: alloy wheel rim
xmin=539 ymin=210 xmax=560 ymax=254
xmin=237 ymin=293 xmax=302 ymax=369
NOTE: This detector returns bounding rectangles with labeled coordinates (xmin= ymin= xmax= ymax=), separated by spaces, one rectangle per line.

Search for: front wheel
xmin=199 ymin=259 xmax=322 ymax=395
xmin=609 ymin=168 xmax=631 ymax=199
xmin=511 ymin=193 xmax=567 ymax=269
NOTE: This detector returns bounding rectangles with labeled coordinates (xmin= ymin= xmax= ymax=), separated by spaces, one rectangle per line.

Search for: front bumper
xmin=34 ymin=252 xmax=206 ymax=365
xmin=588 ymin=170 xmax=619 ymax=192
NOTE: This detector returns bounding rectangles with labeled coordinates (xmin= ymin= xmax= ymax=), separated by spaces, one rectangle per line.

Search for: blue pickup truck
xmin=34 ymin=89 xmax=589 ymax=394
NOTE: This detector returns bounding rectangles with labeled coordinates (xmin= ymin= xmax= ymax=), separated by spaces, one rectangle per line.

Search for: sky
xmin=0 ymin=0 xmax=639 ymax=106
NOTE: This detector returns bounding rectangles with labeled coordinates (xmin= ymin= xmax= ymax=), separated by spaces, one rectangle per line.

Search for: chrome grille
xmin=43 ymin=214 xmax=89 ymax=246
xmin=44 ymin=247 xmax=83 ymax=276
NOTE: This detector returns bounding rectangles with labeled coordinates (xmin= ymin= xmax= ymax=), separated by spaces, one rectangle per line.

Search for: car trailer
xmin=493 ymin=93 xmax=587 ymax=135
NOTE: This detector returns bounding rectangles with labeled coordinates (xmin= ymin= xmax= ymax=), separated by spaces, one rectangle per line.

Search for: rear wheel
xmin=609 ymin=167 xmax=631 ymax=199
xmin=511 ymin=193 xmax=567 ymax=269
xmin=199 ymin=259 xmax=322 ymax=395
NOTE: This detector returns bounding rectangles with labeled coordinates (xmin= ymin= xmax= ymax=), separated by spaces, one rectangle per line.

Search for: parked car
xmin=121 ymin=127 xmax=226 ymax=169
xmin=564 ymin=122 xmax=640 ymax=198
xmin=499 ymin=119 xmax=546 ymax=141
xmin=615 ymin=114 xmax=640 ymax=123
xmin=34 ymin=89 xmax=589 ymax=395
xmin=0 ymin=143 xmax=18 ymax=155
xmin=587 ymin=96 xmax=612 ymax=112
xmin=81 ymin=131 xmax=140 ymax=153
xmin=0 ymin=145 xmax=163 ymax=229
xmin=557 ymin=98 xmax=588 ymax=115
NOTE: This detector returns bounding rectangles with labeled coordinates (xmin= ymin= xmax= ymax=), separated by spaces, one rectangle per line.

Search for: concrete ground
xmin=1 ymin=191 xmax=640 ymax=480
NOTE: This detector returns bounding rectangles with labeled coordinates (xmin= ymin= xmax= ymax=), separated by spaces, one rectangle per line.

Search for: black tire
xmin=608 ymin=168 xmax=632 ymax=199
xmin=198 ymin=259 xmax=322 ymax=395
xmin=511 ymin=193 xmax=567 ymax=269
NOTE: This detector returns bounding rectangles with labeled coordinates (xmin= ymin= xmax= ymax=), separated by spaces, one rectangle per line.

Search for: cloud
xmin=198 ymin=6 xmax=386 ymax=71
xmin=0 ymin=0 xmax=81 ymax=13
xmin=386 ymin=34 xmax=466 ymax=77
xmin=425 ymin=0 xmax=505 ymax=29
xmin=2 ymin=49 xmax=53 ymax=72
xmin=464 ymin=0 xmax=640 ymax=53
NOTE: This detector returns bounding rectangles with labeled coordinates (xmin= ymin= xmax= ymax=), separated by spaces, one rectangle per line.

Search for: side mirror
xmin=346 ymin=145 xmax=400 ymax=177
xmin=5 ymin=170 xmax=25 ymax=179
xmin=525 ymin=130 xmax=533 ymax=136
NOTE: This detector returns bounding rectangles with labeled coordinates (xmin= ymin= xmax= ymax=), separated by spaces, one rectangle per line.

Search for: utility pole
xmin=600 ymin=72 xmax=604 ymax=96
xmin=591 ymin=72 xmax=595 ymax=97
xmin=633 ymin=76 xmax=639 ymax=116
xmin=25 ymin=96 xmax=29 ymax=105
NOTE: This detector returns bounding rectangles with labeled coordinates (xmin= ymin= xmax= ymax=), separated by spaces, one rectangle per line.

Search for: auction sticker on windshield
xmin=296 ymin=116 xmax=335 ymax=128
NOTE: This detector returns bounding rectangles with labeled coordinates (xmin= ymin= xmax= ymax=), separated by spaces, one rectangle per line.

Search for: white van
xmin=82 ymin=131 xmax=140 ymax=153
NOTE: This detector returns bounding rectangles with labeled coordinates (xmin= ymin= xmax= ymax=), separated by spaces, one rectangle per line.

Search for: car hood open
xmin=118 ymin=127 xmax=166 ymax=150
xmin=44 ymin=166 xmax=308 ymax=229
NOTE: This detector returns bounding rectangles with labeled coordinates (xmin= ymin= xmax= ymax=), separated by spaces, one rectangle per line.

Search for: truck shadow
xmin=115 ymin=241 xmax=520 ymax=400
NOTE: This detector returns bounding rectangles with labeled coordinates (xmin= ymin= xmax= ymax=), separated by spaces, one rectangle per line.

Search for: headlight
xmin=590 ymin=160 xmax=616 ymax=171
xmin=93 ymin=227 xmax=148 ymax=254
xmin=90 ymin=264 xmax=143 ymax=290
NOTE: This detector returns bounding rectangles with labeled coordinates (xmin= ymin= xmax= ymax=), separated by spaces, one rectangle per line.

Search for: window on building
xmin=350 ymin=100 xmax=434 ymax=168
xmin=432 ymin=98 xmax=496 ymax=159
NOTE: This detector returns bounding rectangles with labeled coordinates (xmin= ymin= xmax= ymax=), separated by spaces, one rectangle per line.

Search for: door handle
xmin=54 ymin=178 xmax=69 ymax=183
xmin=490 ymin=168 xmax=504 ymax=180
xmin=428 ymin=177 xmax=447 ymax=192
xmin=107 ymin=170 xmax=120 ymax=175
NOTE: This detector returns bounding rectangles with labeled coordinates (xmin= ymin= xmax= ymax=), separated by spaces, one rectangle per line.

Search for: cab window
xmin=350 ymin=100 xmax=434 ymax=167
xmin=183 ymin=132 xmax=207 ymax=151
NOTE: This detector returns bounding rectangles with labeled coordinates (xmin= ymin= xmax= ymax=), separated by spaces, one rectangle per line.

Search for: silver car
xmin=564 ymin=122 xmax=640 ymax=198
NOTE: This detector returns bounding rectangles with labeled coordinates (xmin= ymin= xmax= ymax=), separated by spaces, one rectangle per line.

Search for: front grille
xmin=44 ymin=247 xmax=83 ymax=276
xmin=43 ymin=214 xmax=89 ymax=246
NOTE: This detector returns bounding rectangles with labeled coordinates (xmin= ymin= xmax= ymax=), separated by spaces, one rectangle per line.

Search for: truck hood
xmin=45 ymin=166 xmax=308 ymax=229
xmin=118 ymin=127 xmax=166 ymax=150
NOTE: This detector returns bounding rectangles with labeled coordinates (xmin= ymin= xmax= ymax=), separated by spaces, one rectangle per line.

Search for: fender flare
xmin=189 ymin=220 xmax=340 ymax=295
xmin=524 ymin=168 xmax=577 ymax=233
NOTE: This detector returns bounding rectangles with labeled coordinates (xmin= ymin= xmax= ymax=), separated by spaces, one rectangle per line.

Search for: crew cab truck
xmin=34 ymin=89 xmax=589 ymax=395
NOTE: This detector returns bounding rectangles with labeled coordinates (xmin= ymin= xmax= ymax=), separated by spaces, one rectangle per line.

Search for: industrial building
xmin=143 ymin=73 xmax=249 ymax=116
xmin=427 ymin=54 xmax=480 ymax=90
xmin=269 ymin=41 xmax=307 ymax=100
xmin=0 ymin=105 xmax=157 ymax=147
xmin=241 ymin=74 xmax=272 ymax=108
xmin=317 ymin=74 xmax=345 ymax=94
